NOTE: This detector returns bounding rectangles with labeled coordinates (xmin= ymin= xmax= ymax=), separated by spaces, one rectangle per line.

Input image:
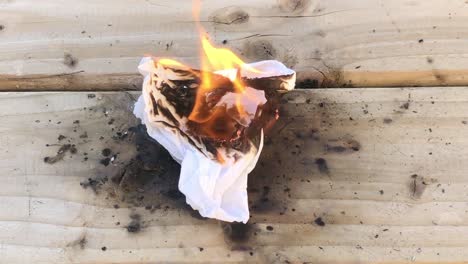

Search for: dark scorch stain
xmin=383 ymin=118 xmax=393 ymax=124
xmin=315 ymin=158 xmax=329 ymax=175
xmin=126 ymin=213 xmax=142 ymax=233
xmin=314 ymin=217 xmax=326 ymax=226
xmin=66 ymin=235 xmax=87 ymax=250
xmin=107 ymin=124 xmax=196 ymax=215
xmin=100 ymin=158 xmax=111 ymax=166
xmin=80 ymin=177 xmax=108 ymax=194
xmin=248 ymin=185 xmax=279 ymax=213
xmin=326 ymin=146 xmax=347 ymax=153
xmin=410 ymin=174 xmax=425 ymax=199
xmin=63 ymin=53 xmax=78 ymax=68
xmin=223 ymin=223 xmax=252 ymax=244
xmin=325 ymin=137 xmax=361 ymax=153
xmin=400 ymin=102 xmax=410 ymax=110
xmin=166 ymin=189 xmax=184 ymax=200
xmin=101 ymin=148 xmax=112 ymax=157
xmin=44 ymin=144 xmax=77 ymax=164
xmin=296 ymin=78 xmax=319 ymax=88
xmin=409 ymin=174 xmax=437 ymax=199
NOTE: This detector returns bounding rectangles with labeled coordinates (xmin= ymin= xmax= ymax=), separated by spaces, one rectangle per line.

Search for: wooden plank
xmin=1 ymin=87 xmax=468 ymax=263
xmin=2 ymin=0 xmax=468 ymax=90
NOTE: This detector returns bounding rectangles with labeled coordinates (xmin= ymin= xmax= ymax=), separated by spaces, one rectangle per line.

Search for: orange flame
xmin=189 ymin=36 xmax=249 ymax=123
xmin=154 ymin=0 xmax=266 ymax=162
xmin=158 ymin=58 xmax=186 ymax=68
xmin=189 ymin=0 xmax=266 ymax=139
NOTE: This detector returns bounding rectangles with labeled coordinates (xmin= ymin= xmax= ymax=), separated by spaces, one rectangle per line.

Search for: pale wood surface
xmin=2 ymin=0 xmax=468 ymax=90
xmin=1 ymin=88 xmax=468 ymax=263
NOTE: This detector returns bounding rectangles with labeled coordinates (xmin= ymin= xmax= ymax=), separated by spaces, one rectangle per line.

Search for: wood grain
xmin=1 ymin=88 xmax=468 ymax=263
xmin=2 ymin=0 xmax=468 ymax=90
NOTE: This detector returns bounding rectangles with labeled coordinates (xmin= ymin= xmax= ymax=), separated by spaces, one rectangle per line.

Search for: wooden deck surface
xmin=2 ymin=0 xmax=468 ymax=89
xmin=1 ymin=88 xmax=468 ymax=263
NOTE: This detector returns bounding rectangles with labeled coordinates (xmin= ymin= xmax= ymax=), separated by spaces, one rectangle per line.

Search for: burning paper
xmin=134 ymin=39 xmax=295 ymax=223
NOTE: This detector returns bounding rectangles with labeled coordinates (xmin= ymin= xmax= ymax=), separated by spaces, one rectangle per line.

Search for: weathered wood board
xmin=1 ymin=88 xmax=468 ymax=263
xmin=2 ymin=0 xmax=468 ymax=90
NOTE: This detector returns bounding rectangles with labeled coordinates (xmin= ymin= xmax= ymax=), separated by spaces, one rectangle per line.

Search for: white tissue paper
xmin=134 ymin=57 xmax=295 ymax=223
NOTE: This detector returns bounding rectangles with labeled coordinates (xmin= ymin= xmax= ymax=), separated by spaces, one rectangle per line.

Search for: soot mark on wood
xmin=409 ymin=174 xmax=437 ymax=200
xmin=126 ymin=213 xmax=142 ymax=233
xmin=400 ymin=94 xmax=412 ymax=110
xmin=318 ymin=68 xmax=348 ymax=88
xmin=410 ymin=174 xmax=425 ymax=199
xmin=222 ymin=222 xmax=253 ymax=248
xmin=314 ymin=217 xmax=326 ymax=226
xmin=315 ymin=158 xmax=329 ymax=175
xmin=383 ymin=118 xmax=393 ymax=124
xmin=78 ymin=237 xmax=87 ymax=249
xmin=400 ymin=102 xmax=410 ymax=110
xmin=63 ymin=53 xmax=78 ymax=68
xmin=79 ymin=132 xmax=88 ymax=138
xmin=166 ymin=189 xmax=184 ymax=200
xmin=248 ymin=137 xmax=292 ymax=215
xmin=248 ymin=146 xmax=291 ymax=213
xmin=43 ymin=144 xmax=77 ymax=164
xmin=296 ymin=78 xmax=320 ymax=88
xmin=66 ymin=234 xmax=87 ymax=250
xmin=249 ymin=185 xmax=278 ymax=213
xmin=101 ymin=148 xmax=112 ymax=157
xmin=325 ymin=136 xmax=361 ymax=153
xmin=100 ymin=158 xmax=111 ymax=166
xmin=80 ymin=176 xmax=108 ymax=194
xmin=108 ymin=125 xmax=198 ymax=214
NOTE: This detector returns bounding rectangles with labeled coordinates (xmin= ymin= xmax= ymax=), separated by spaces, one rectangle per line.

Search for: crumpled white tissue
xmin=134 ymin=57 xmax=293 ymax=223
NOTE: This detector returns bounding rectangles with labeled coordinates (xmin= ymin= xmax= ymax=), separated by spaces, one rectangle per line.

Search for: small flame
xmin=158 ymin=58 xmax=186 ymax=68
xmin=189 ymin=36 xmax=253 ymax=123
xmin=153 ymin=0 xmax=267 ymax=163
xmin=216 ymin=150 xmax=226 ymax=164
xmin=187 ymin=0 xmax=264 ymax=140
